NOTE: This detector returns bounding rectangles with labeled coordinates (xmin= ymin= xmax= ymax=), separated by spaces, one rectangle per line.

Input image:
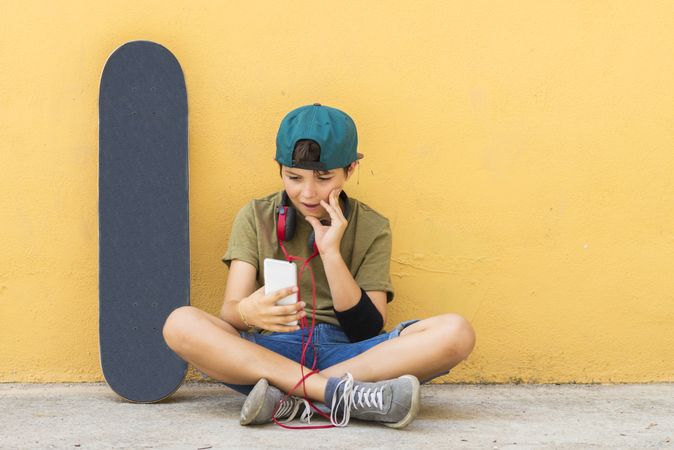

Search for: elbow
xmin=334 ymin=289 xmax=385 ymax=342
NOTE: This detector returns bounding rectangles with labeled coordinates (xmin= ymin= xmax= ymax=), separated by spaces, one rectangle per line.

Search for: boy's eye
xmin=287 ymin=176 xmax=332 ymax=181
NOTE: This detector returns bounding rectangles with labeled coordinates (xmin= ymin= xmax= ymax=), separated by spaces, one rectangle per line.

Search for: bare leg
xmin=321 ymin=314 xmax=476 ymax=382
xmin=162 ymin=306 xmax=328 ymax=401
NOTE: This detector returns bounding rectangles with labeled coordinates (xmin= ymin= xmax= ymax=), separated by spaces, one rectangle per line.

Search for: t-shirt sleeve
xmin=354 ymin=222 xmax=395 ymax=303
xmin=222 ymin=201 xmax=259 ymax=270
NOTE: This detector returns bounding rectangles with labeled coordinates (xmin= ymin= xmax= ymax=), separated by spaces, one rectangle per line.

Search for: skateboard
xmin=99 ymin=41 xmax=189 ymax=403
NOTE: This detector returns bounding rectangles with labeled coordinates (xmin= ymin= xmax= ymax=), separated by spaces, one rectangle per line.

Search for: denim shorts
xmin=201 ymin=320 xmax=424 ymax=395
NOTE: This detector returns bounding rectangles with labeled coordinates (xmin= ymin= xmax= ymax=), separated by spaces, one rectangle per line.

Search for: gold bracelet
xmin=237 ymin=300 xmax=252 ymax=330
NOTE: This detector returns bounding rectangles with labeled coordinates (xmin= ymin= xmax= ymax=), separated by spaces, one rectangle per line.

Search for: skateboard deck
xmin=99 ymin=40 xmax=189 ymax=403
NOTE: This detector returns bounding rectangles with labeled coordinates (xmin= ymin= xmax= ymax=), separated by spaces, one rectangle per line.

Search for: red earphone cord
xmin=270 ymin=240 xmax=336 ymax=429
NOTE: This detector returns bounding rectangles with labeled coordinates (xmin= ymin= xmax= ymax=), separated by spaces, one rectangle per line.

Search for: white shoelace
xmin=329 ymin=373 xmax=385 ymax=427
xmin=351 ymin=384 xmax=385 ymax=411
xmin=274 ymin=397 xmax=314 ymax=424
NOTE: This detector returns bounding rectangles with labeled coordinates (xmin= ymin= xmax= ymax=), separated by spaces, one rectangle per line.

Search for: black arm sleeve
xmin=333 ymin=288 xmax=384 ymax=343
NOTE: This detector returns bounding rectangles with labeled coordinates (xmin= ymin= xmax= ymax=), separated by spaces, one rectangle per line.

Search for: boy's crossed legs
xmin=162 ymin=307 xmax=476 ymax=425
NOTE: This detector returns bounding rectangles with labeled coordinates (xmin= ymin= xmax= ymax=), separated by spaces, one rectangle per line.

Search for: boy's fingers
xmin=272 ymin=302 xmax=305 ymax=315
xmin=304 ymin=215 xmax=319 ymax=228
xmin=265 ymin=286 xmax=298 ymax=302
xmin=333 ymin=192 xmax=346 ymax=221
xmin=277 ymin=286 xmax=298 ymax=299
xmin=279 ymin=312 xmax=305 ymax=323
xmin=320 ymin=199 xmax=339 ymax=222
xmin=267 ymin=323 xmax=301 ymax=333
xmin=323 ymin=189 xmax=346 ymax=222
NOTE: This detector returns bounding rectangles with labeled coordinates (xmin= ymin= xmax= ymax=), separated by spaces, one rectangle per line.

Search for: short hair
xmin=278 ymin=140 xmax=350 ymax=177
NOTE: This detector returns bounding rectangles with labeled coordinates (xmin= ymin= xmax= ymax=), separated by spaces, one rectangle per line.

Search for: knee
xmin=162 ymin=306 xmax=201 ymax=351
xmin=436 ymin=314 xmax=476 ymax=362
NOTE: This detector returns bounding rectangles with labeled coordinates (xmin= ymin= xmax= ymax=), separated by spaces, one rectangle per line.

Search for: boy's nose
xmin=301 ymin=184 xmax=317 ymax=198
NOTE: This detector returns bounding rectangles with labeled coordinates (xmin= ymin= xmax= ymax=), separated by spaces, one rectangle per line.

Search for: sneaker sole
xmin=239 ymin=378 xmax=269 ymax=426
xmin=384 ymin=375 xmax=421 ymax=429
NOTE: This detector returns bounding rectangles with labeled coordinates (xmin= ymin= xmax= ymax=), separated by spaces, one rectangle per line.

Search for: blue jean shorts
xmin=202 ymin=320 xmax=425 ymax=395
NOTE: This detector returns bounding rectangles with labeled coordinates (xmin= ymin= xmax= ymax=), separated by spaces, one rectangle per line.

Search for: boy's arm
xmin=220 ymin=259 xmax=258 ymax=329
xmin=321 ymin=252 xmax=387 ymax=324
xmin=305 ymin=189 xmax=388 ymax=325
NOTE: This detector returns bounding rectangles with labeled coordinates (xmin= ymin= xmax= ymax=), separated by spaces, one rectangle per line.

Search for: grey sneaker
xmin=240 ymin=378 xmax=313 ymax=425
xmin=330 ymin=373 xmax=421 ymax=428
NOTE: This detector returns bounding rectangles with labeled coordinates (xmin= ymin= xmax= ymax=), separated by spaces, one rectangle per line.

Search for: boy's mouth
xmin=302 ymin=203 xmax=319 ymax=209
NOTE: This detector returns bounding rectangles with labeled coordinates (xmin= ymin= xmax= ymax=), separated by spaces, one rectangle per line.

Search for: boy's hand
xmin=239 ymin=286 xmax=305 ymax=332
xmin=305 ymin=188 xmax=347 ymax=257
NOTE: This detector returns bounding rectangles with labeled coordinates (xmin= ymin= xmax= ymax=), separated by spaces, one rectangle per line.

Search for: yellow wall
xmin=2 ymin=1 xmax=673 ymax=384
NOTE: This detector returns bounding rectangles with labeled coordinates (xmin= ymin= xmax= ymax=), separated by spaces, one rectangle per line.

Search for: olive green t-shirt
xmin=222 ymin=190 xmax=394 ymax=327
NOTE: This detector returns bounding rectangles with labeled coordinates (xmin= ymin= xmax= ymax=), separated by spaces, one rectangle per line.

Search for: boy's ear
xmin=345 ymin=161 xmax=358 ymax=181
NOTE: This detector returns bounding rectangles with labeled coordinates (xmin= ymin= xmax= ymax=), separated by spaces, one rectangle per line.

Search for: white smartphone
xmin=263 ymin=258 xmax=298 ymax=326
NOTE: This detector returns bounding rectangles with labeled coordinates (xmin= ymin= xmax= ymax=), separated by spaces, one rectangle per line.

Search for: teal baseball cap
xmin=275 ymin=103 xmax=364 ymax=170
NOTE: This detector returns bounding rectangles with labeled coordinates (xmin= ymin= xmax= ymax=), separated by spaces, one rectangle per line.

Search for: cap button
xmin=313 ymin=103 xmax=321 ymax=106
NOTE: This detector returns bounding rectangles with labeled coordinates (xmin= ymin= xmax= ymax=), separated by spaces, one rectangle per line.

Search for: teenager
xmin=163 ymin=104 xmax=476 ymax=428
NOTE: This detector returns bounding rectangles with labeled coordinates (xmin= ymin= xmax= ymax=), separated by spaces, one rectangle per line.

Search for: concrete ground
xmin=1 ymin=382 xmax=672 ymax=449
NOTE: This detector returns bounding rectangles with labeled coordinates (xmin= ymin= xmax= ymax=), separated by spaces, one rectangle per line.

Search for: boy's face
xmin=280 ymin=163 xmax=356 ymax=220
